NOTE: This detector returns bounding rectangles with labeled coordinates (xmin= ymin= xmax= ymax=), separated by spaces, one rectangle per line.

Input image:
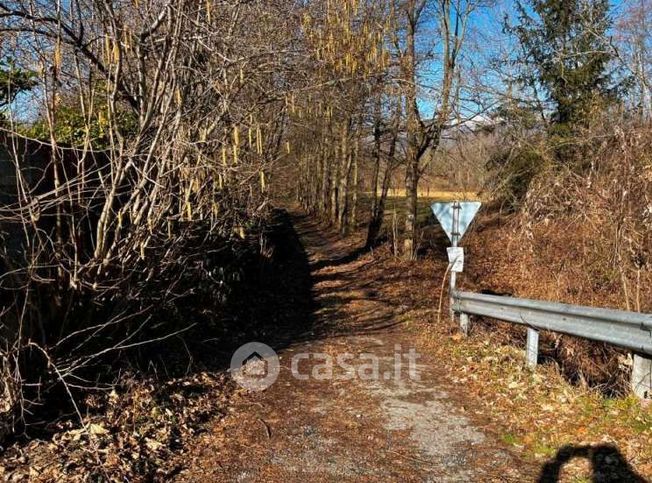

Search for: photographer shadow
xmin=539 ymin=444 xmax=648 ymax=482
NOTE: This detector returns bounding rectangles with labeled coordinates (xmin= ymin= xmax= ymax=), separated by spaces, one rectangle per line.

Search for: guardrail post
xmin=460 ymin=312 xmax=469 ymax=336
xmin=631 ymin=353 xmax=652 ymax=399
xmin=526 ymin=328 xmax=539 ymax=369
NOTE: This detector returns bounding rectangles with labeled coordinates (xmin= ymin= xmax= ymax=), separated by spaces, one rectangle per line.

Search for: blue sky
xmin=416 ymin=0 xmax=628 ymax=120
xmin=3 ymin=0 xmax=632 ymax=124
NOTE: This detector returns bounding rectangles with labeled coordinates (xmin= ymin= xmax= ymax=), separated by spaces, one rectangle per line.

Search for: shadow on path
xmin=310 ymin=245 xmax=369 ymax=271
xmin=203 ymin=209 xmax=318 ymax=359
xmin=133 ymin=209 xmax=320 ymax=384
xmin=538 ymin=444 xmax=648 ymax=482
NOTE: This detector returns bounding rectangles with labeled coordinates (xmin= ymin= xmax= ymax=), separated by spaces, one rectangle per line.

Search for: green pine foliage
xmin=0 ymin=58 xmax=35 ymax=110
xmin=509 ymin=0 xmax=626 ymax=134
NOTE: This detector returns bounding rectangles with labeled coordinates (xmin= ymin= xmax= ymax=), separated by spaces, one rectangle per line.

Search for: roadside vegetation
xmin=1 ymin=0 xmax=651 ymax=480
xmin=0 ymin=0 xmax=304 ymax=463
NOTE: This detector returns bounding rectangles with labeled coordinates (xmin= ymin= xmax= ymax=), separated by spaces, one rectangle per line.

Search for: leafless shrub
xmin=0 ymin=0 xmax=300 ymax=435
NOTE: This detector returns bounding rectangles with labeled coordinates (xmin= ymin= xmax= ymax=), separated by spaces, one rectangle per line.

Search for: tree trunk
xmin=403 ymin=0 xmax=420 ymax=261
xmin=366 ymin=101 xmax=401 ymax=248
xmin=369 ymin=96 xmax=382 ymax=217
xmin=337 ymin=122 xmax=352 ymax=232
xmin=403 ymin=156 xmax=418 ymax=259
xmin=330 ymin=140 xmax=340 ymax=224
xmin=318 ymin=142 xmax=328 ymax=214
xmin=350 ymin=135 xmax=359 ymax=230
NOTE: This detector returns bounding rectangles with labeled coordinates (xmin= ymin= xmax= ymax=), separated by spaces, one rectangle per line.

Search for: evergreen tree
xmin=510 ymin=0 xmax=622 ymax=133
xmin=0 ymin=58 xmax=34 ymax=109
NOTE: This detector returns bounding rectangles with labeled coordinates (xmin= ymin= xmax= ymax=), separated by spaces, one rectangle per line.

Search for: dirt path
xmin=175 ymin=214 xmax=539 ymax=482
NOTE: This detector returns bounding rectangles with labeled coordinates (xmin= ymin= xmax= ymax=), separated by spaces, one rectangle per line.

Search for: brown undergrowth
xmin=462 ymin=211 xmax=633 ymax=392
xmin=0 ymin=210 xmax=315 ymax=481
xmin=0 ymin=373 xmax=238 ymax=481
xmin=461 ymin=123 xmax=652 ymax=392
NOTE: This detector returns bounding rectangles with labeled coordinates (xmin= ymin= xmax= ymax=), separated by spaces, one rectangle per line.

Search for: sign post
xmin=431 ymin=201 xmax=481 ymax=331
xmin=449 ymin=202 xmax=461 ymax=322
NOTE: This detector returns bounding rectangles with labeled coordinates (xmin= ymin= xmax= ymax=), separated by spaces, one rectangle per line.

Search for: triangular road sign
xmin=431 ymin=201 xmax=482 ymax=244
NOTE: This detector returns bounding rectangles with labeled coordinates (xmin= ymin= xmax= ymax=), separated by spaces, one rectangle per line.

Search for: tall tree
xmin=398 ymin=0 xmax=476 ymax=259
xmin=617 ymin=0 xmax=652 ymax=118
xmin=291 ymin=0 xmax=393 ymax=234
xmin=510 ymin=0 xmax=620 ymax=133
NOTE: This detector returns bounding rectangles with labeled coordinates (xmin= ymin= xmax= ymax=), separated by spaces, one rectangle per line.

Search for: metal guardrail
xmin=452 ymin=291 xmax=652 ymax=399
xmin=453 ymin=291 xmax=652 ymax=355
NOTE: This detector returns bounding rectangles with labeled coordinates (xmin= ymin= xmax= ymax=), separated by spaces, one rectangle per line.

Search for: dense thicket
xmin=479 ymin=0 xmax=652 ymax=389
xmin=0 ymin=0 xmax=307 ymax=437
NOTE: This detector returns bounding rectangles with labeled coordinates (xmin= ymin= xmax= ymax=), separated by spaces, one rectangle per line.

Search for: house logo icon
xmin=230 ymin=342 xmax=280 ymax=391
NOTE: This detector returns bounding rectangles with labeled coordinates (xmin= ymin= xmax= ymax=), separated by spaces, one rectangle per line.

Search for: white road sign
xmin=447 ymin=247 xmax=464 ymax=273
xmin=431 ymin=201 xmax=482 ymax=244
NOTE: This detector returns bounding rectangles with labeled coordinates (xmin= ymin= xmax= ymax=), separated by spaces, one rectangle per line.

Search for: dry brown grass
xmin=462 ymin=121 xmax=652 ymax=391
xmin=367 ymin=188 xmax=482 ymax=200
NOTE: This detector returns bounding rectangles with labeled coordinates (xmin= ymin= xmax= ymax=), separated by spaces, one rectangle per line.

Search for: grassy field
xmin=361 ymin=191 xmax=480 ymax=227
xmin=379 ymin=189 xmax=481 ymax=201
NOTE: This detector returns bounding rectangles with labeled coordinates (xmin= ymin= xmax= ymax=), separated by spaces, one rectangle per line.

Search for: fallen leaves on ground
xmin=0 ymin=372 xmax=236 ymax=482
xmin=346 ymin=233 xmax=651 ymax=481
xmin=419 ymin=329 xmax=652 ymax=479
